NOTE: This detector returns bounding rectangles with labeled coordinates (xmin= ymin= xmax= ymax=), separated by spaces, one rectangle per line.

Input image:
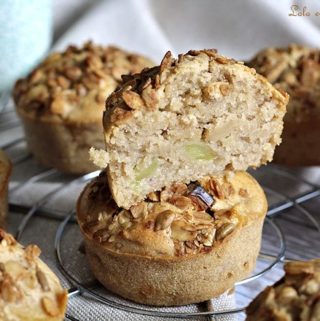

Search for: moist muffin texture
xmin=13 ymin=42 xmax=153 ymax=174
xmin=0 ymin=150 xmax=11 ymax=228
xmin=94 ymin=49 xmax=288 ymax=209
xmin=246 ymin=259 xmax=320 ymax=321
xmin=248 ymin=44 xmax=320 ymax=165
xmin=77 ymin=170 xmax=267 ymax=306
xmin=0 ymin=230 xmax=67 ymax=321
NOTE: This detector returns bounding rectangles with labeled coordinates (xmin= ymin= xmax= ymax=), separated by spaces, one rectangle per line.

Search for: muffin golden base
xmin=18 ymin=111 xmax=102 ymax=174
xmin=77 ymin=171 xmax=267 ymax=306
xmin=0 ymin=150 xmax=12 ymax=227
xmin=274 ymin=117 xmax=320 ymax=166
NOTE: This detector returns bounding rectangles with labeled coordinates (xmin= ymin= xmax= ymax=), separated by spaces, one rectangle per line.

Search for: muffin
xmin=0 ymin=150 xmax=11 ymax=227
xmin=77 ymin=170 xmax=267 ymax=306
xmin=91 ymin=49 xmax=288 ymax=209
xmin=248 ymin=44 xmax=320 ymax=165
xmin=0 ymin=229 xmax=67 ymax=320
xmin=246 ymin=259 xmax=320 ymax=321
xmin=13 ymin=42 xmax=153 ymax=174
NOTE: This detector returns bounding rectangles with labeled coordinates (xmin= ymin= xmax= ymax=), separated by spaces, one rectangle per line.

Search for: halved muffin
xmin=13 ymin=42 xmax=153 ymax=174
xmin=77 ymin=170 xmax=267 ymax=306
xmin=92 ymin=49 xmax=288 ymax=209
xmin=0 ymin=230 xmax=67 ymax=321
xmin=0 ymin=150 xmax=11 ymax=227
xmin=246 ymin=259 xmax=320 ymax=320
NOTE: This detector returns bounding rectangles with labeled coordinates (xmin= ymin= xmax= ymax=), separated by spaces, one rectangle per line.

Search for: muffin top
xmin=13 ymin=42 xmax=153 ymax=123
xmin=248 ymin=44 xmax=320 ymax=121
xmin=0 ymin=150 xmax=11 ymax=195
xmin=0 ymin=230 xmax=67 ymax=320
xmin=77 ymin=170 xmax=267 ymax=258
xmin=246 ymin=259 xmax=320 ymax=321
xmin=103 ymin=49 xmax=287 ymax=137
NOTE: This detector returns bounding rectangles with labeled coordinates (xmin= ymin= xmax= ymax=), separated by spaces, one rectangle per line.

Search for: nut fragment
xmin=299 ymin=279 xmax=319 ymax=295
xmin=239 ymin=188 xmax=249 ymax=197
xmin=122 ymin=90 xmax=145 ymax=110
xmin=36 ymin=267 xmax=50 ymax=291
xmin=65 ymin=66 xmax=82 ymax=80
xmin=170 ymin=195 xmax=192 ymax=209
xmin=93 ymin=229 xmax=110 ymax=243
xmin=277 ymin=286 xmax=297 ymax=304
xmin=130 ymin=202 xmax=147 ymax=219
xmin=219 ymin=83 xmax=230 ymax=96
xmin=1 ymin=277 xmax=22 ymax=302
xmin=25 ymin=245 xmax=41 ymax=262
xmin=41 ymin=296 xmax=60 ymax=316
xmin=208 ymin=179 xmax=224 ymax=199
xmin=154 ymin=210 xmax=175 ymax=231
xmin=216 ymin=223 xmax=236 ymax=241
xmin=147 ymin=191 xmax=160 ymax=202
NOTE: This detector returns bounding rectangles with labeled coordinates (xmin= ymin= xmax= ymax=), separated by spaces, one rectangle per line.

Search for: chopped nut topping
xmin=154 ymin=210 xmax=175 ymax=231
xmin=246 ymin=259 xmax=320 ymax=321
xmin=13 ymin=42 xmax=154 ymax=120
xmin=82 ymin=171 xmax=254 ymax=257
xmin=36 ymin=267 xmax=50 ymax=292
xmin=41 ymin=296 xmax=60 ymax=316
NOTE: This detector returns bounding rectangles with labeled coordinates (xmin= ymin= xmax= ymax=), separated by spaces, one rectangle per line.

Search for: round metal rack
xmin=1 ymin=92 xmax=320 ymax=320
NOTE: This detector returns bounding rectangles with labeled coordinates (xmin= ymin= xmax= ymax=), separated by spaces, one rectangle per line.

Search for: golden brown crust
xmin=0 ymin=150 xmax=12 ymax=228
xmin=18 ymin=114 xmax=104 ymax=174
xmin=0 ymin=230 xmax=67 ymax=321
xmin=13 ymin=42 xmax=153 ymax=173
xmin=13 ymin=42 xmax=154 ymax=124
xmin=248 ymin=44 xmax=320 ymax=165
xmin=246 ymin=259 xmax=320 ymax=321
xmin=77 ymin=171 xmax=267 ymax=305
xmin=104 ymin=49 xmax=288 ymax=138
xmin=78 ymin=171 xmax=267 ymax=257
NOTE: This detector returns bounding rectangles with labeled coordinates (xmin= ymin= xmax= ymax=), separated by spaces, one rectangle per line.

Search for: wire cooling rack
xmin=1 ymin=91 xmax=320 ymax=320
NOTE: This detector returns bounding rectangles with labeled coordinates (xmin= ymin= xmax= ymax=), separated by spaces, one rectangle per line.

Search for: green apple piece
xmin=135 ymin=159 xmax=158 ymax=181
xmin=184 ymin=143 xmax=217 ymax=161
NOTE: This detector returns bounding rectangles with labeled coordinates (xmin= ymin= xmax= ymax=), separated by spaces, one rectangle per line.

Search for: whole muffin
xmin=0 ymin=230 xmax=67 ymax=321
xmin=0 ymin=150 xmax=11 ymax=227
xmin=92 ymin=49 xmax=288 ymax=209
xmin=248 ymin=44 xmax=320 ymax=165
xmin=13 ymin=42 xmax=153 ymax=174
xmin=77 ymin=170 xmax=267 ymax=306
xmin=246 ymin=259 xmax=320 ymax=321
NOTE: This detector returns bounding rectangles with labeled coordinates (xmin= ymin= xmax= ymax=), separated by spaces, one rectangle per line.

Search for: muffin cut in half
xmin=0 ymin=150 xmax=12 ymax=228
xmin=77 ymin=170 xmax=267 ymax=306
xmin=248 ymin=44 xmax=320 ymax=166
xmin=0 ymin=230 xmax=67 ymax=321
xmin=13 ymin=42 xmax=153 ymax=174
xmin=246 ymin=259 xmax=320 ymax=321
xmin=93 ymin=49 xmax=288 ymax=209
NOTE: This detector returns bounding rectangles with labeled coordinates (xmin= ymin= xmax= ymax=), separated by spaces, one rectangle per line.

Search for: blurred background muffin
xmin=248 ymin=44 xmax=320 ymax=166
xmin=13 ymin=42 xmax=153 ymax=174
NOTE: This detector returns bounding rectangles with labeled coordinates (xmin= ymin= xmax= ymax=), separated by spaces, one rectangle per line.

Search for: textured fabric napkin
xmin=12 ymin=0 xmax=320 ymax=320
xmin=54 ymin=0 xmax=320 ymax=61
